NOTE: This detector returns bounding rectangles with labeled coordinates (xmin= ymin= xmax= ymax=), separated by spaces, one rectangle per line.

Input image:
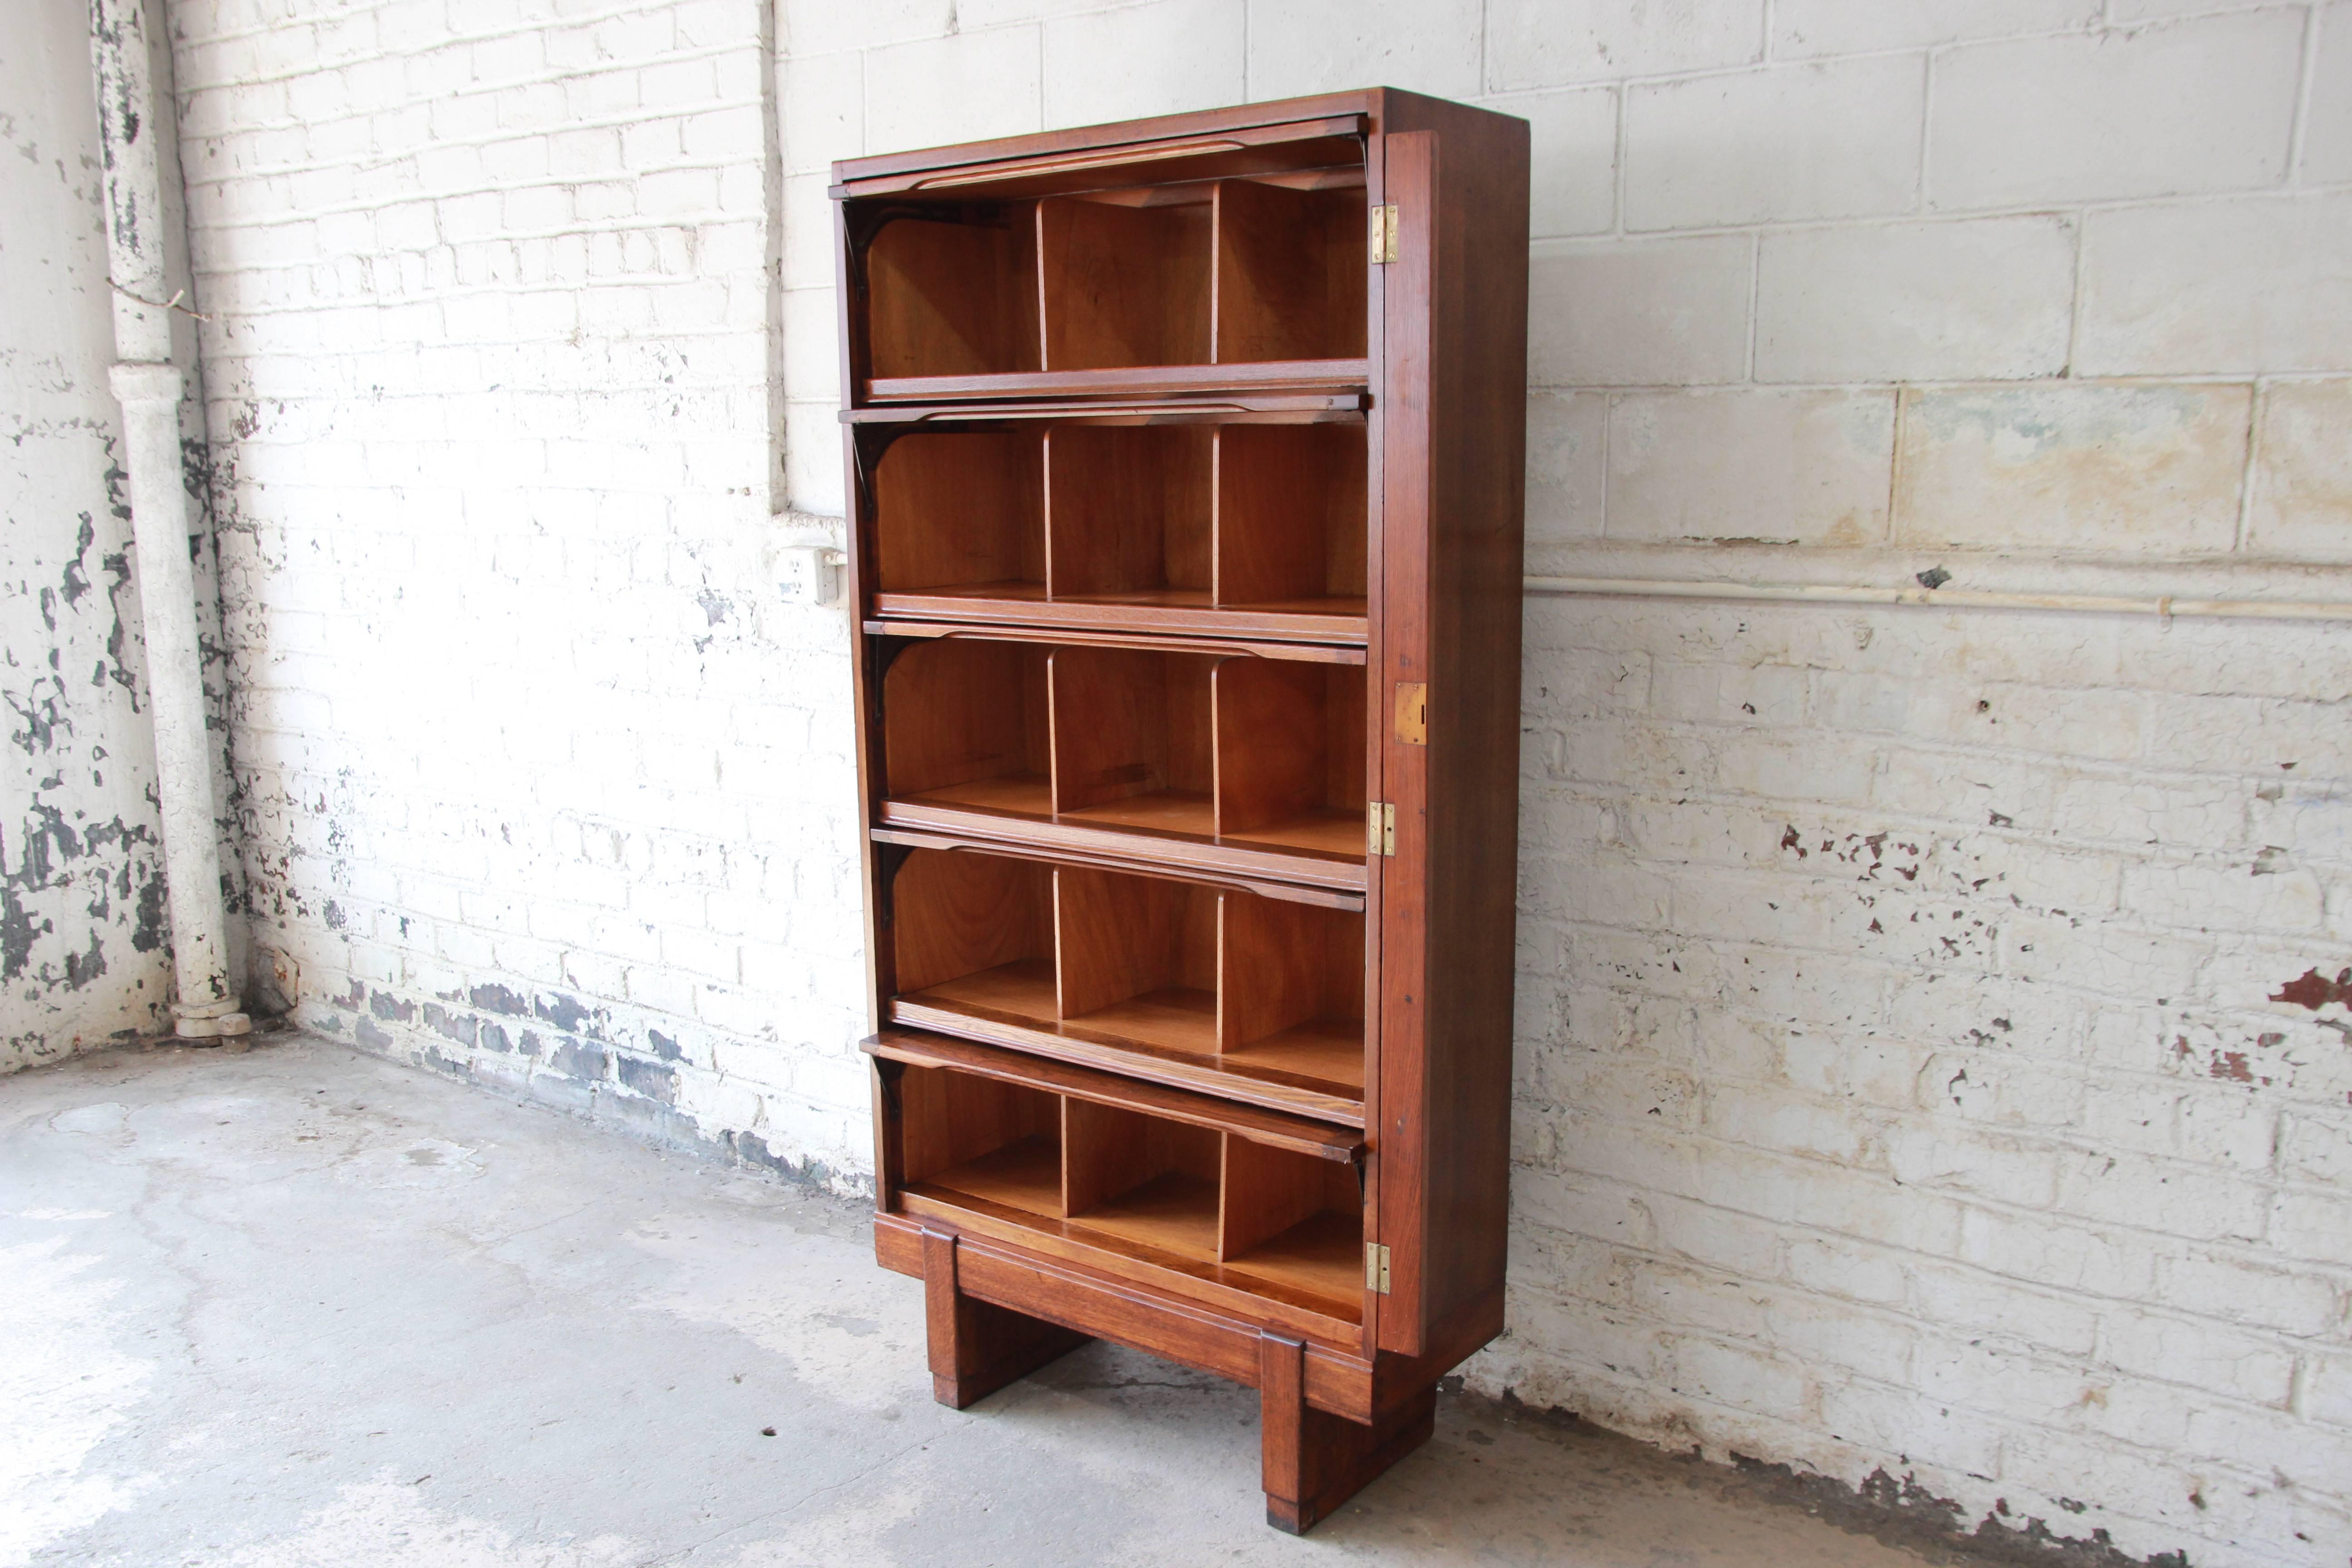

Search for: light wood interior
xmin=891 ymin=849 xmax=1058 ymax=1029
xmin=887 ymin=846 xmax=1366 ymax=1098
xmin=1213 ymin=180 xmax=1367 ymax=363
xmin=865 ymin=209 xmax=1041 ymax=379
xmin=872 ymin=430 xmax=1044 ymax=596
xmin=1049 ymin=646 xmax=1220 ymax=838
xmin=882 ymin=640 xmax=1367 ymax=861
xmin=899 ymin=1063 xmax=1064 ymax=1217
xmin=1045 ymin=426 xmax=1214 ymax=607
xmin=860 ymin=173 xmax=1366 ymax=386
xmin=1064 ymin=1098 xmax=1223 ymax=1259
xmin=1214 ymin=423 xmax=1367 ymax=615
xmin=882 ymin=639 xmax=1053 ymax=818
xmin=1055 ymin=866 xmax=1220 ymax=1057
xmin=1213 ymin=658 xmax=1367 ymax=856
xmin=1039 ymin=191 xmax=1214 ymax=370
xmin=1220 ymin=892 xmax=1364 ymax=1089
xmin=1219 ymin=1136 xmax=1363 ymax=1302
xmin=895 ymin=1059 xmax=1364 ymax=1320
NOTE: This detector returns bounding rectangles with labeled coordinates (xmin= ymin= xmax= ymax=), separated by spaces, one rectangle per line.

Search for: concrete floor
xmin=4 ymin=1035 xmax=1942 ymax=1568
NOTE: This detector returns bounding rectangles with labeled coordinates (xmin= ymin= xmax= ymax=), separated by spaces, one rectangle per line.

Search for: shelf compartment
xmin=877 ymin=637 xmax=1368 ymax=872
xmin=865 ymin=207 xmax=1041 ymax=381
xmin=1213 ymin=180 xmax=1368 ymax=365
xmin=866 ymin=415 xmax=1367 ymax=642
xmin=889 ymin=848 xmax=1058 ymax=1032
xmin=1219 ymin=892 xmax=1364 ymax=1091
xmin=884 ymin=842 xmax=1366 ymax=1113
xmin=1039 ymin=191 xmax=1214 ymax=372
xmin=899 ymin=1063 xmax=1065 ymax=1219
xmin=1055 ymin=866 xmax=1220 ymax=1057
xmin=875 ymin=1034 xmax=1366 ymax=1331
xmin=1044 ymin=426 xmax=1214 ymax=610
xmin=1214 ymin=423 xmax=1367 ymax=619
xmin=1065 ymin=1099 xmax=1223 ymax=1261
xmin=881 ymin=639 xmax=1053 ymax=818
xmin=869 ymin=429 xmax=1044 ymax=606
xmin=1212 ymin=658 xmax=1367 ymax=859
xmin=1049 ymin=645 xmax=1220 ymax=838
xmin=1220 ymin=1136 xmax=1364 ymax=1304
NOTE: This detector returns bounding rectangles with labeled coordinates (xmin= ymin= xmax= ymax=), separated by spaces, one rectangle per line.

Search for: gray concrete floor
xmin=4 ymin=1034 xmax=1940 ymax=1568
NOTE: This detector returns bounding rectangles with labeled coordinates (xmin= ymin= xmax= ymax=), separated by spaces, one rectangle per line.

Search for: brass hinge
xmin=1371 ymin=203 xmax=1399 ymax=264
xmin=1393 ymin=681 xmax=1427 ymax=745
xmin=1367 ymin=801 xmax=1395 ymax=857
xmin=1365 ymin=1242 xmax=1392 ymax=1294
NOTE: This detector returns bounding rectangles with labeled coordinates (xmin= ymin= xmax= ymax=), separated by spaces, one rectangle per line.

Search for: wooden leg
xmin=1258 ymin=1333 xmax=1437 ymax=1534
xmin=921 ymin=1227 xmax=1091 ymax=1410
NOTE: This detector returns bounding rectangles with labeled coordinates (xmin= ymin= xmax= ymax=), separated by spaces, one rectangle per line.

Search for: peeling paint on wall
xmin=1 ymin=3 xmax=174 ymax=1068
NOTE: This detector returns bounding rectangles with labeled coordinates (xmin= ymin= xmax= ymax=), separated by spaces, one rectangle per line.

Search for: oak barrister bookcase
xmin=835 ymin=88 xmax=1529 ymax=1532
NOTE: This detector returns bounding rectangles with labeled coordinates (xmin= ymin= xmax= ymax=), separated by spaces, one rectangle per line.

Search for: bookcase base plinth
xmin=923 ymin=1226 xmax=1092 ymax=1409
xmin=1259 ymin=1333 xmax=1436 ymax=1534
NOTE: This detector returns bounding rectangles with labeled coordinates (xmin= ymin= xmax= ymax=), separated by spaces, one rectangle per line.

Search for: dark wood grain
xmin=1044 ymin=425 xmax=1213 ymax=600
xmin=1039 ymin=195 xmax=1211 ymax=370
xmin=866 ymin=211 xmax=1040 ymax=380
xmin=1370 ymin=100 xmax=1529 ymax=1361
xmin=922 ymin=1226 xmax=1092 ymax=1408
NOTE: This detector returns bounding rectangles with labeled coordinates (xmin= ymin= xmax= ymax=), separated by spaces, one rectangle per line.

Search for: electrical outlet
xmin=778 ymin=544 xmax=844 ymax=606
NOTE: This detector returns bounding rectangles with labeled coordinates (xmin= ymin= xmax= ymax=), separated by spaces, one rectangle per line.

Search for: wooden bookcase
xmin=835 ymin=89 xmax=1529 ymax=1532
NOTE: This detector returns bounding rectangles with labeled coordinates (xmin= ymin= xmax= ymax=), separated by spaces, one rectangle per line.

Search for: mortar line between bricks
xmin=2288 ymin=0 xmax=2326 ymax=183
xmin=1495 ymin=1237 xmax=2318 ymax=1415
xmin=177 ymin=0 xmax=731 ymax=61
xmin=181 ymin=93 xmax=769 ymax=170
xmin=1508 ymin=1115 xmax=2316 ymax=1268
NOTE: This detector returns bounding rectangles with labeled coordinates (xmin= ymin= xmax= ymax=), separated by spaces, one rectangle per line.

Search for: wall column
xmin=90 ymin=0 xmax=246 ymax=1041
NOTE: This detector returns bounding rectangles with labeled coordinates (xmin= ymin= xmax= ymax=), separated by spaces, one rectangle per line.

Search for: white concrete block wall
xmin=169 ymin=0 xmax=872 ymax=1188
xmin=145 ymin=0 xmax=2352 ymax=1560
xmin=772 ymin=5 xmax=2352 ymax=1565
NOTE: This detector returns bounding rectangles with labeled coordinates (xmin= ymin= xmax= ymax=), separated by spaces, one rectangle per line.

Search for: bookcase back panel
xmin=1215 ymin=423 xmax=1367 ymax=611
xmin=1044 ymin=426 xmax=1214 ymax=601
xmin=881 ymin=640 xmax=1052 ymax=809
xmin=1214 ymin=179 xmax=1368 ymax=364
xmin=872 ymin=429 xmax=1044 ymax=595
xmin=865 ymin=210 xmax=1041 ymax=379
xmin=1040 ymin=195 xmax=1214 ymax=370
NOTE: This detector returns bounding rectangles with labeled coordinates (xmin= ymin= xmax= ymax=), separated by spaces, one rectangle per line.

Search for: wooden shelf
xmin=880 ymin=1040 xmax=1363 ymax=1331
xmin=877 ymin=635 xmax=1368 ymax=877
xmin=851 ymin=160 xmax=1368 ymax=402
xmin=862 ymin=418 xmax=1368 ymax=643
xmin=844 ymin=88 xmax=1529 ymax=1533
xmin=883 ymin=846 xmax=1366 ymax=1122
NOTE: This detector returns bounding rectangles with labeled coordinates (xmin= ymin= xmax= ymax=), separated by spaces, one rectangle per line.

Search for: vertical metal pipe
xmin=90 ymin=0 xmax=247 ymax=1041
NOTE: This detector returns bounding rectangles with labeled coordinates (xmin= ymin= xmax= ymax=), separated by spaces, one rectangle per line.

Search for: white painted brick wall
xmin=153 ymin=0 xmax=2352 ymax=1561
xmin=764 ymin=6 xmax=2352 ymax=1563
xmin=171 ymin=0 xmax=872 ymax=1189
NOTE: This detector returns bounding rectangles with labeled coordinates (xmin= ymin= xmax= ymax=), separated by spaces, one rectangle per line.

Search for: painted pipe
xmin=91 ymin=0 xmax=247 ymax=1041
xmin=1523 ymin=575 xmax=2352 ymax=623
